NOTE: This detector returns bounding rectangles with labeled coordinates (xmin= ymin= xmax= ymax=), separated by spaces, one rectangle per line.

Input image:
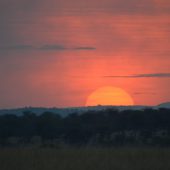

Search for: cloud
xmin=39 ymin=45 xmax=96 ymax=51
xmin=0 ymin=44 xmax=96 ymax=51
xmin=104 ymin=73 xmax=170 ymax=78
xmin=74 ymin=47 xmax=96 ymax=50
xmin=39 ymin=45 xmax=67 ymax=50
xmin=0 ymin=45 xmax=34 ymax=50
xmin=134 ymin=92 xmax=157 ymax=95
xmin=133 ymin=73 xmax=170 ymax=78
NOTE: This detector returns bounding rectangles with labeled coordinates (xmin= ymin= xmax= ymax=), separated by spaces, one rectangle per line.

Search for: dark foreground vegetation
xmin=0 ymin=147 xmax=170 ymax=170
xmin=0 ymin=108 xmax=170 ymax=147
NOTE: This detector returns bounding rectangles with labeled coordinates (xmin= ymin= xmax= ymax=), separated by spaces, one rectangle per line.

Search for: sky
xmin=0 ymin=0 xmax=170 ymax=108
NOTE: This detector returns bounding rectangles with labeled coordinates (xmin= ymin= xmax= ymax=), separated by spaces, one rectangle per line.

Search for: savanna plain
xmin=0 ymin=147 xmax=170 ymax=170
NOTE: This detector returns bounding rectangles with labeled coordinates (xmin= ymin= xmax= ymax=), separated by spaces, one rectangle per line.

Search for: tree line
xmin=0 ymin=108 xmax=170 ymax=147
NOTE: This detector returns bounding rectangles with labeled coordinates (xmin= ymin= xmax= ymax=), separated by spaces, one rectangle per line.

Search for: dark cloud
xmin=39 ymin=45 xmax=96 ymax=51
xmin=39 ymin=45 xmax=67 ymax=50
xmin=0 ymin=44 xmax=96 ymax=51
xmin=104 ymin=73 xmax=170 ymax=78
xmin=0 ymin=45 xmax=34 ymax=50
xmin=133 ymin=73 xmax=170 ymax=78
xmin=74 ymin=47 xmax=96 ymax=50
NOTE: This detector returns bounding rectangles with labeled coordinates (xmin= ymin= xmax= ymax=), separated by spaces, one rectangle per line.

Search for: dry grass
xmin=0 ymin=147 xmax=170 ymax=170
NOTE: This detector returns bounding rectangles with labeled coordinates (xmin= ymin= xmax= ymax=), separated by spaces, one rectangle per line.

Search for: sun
xmin=86 ymin=86 xmax=134 ymax=106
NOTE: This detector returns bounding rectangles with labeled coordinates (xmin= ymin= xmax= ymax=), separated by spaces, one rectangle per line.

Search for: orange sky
xmin=0 ymin=0 xmax=170 ymax=108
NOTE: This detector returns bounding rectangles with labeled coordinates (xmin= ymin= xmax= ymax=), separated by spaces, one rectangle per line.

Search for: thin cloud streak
xmin=74 ymin=47 xmax=96 ymax=50
xmin=39 ymin=45 xmax=67 ymax=50
xmin=0 ymin=44 xmax=96 ymax=51
xmin=0 ymin=45 xmax=35 ymax=50
xmin=134 ymin=92 xmax=157 ymax=95
xmin=104 ymin=73 xmax=170 ymax=78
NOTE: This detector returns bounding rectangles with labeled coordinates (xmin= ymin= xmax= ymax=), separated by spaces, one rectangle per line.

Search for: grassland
xmin=0 ymin=147 xmax=170 ymax=170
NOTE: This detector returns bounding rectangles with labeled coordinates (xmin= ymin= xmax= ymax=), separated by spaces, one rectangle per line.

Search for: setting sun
xmin=86 ymin=86 xmax=134 ymax=106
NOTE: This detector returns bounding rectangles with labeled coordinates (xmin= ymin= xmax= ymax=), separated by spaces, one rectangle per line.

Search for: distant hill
xmin=157 ymin=102 xmax=170 ymax=108
xmin=0 ymin=105 xmax=151 ymax=117
xmin=0 ymin=102 xmax=169 ymax=116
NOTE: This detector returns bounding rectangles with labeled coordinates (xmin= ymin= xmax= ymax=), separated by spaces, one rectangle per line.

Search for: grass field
xmin=0 ymin=147 xmax=170 ymax=170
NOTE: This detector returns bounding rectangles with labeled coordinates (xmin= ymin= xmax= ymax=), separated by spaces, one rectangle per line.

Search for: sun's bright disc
xmin=86 ymin=86 xmax=134 ymax=106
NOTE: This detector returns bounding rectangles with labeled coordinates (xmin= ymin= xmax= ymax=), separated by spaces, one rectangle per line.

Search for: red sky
xmin=0 ymin=0 xmax=170 ymax=108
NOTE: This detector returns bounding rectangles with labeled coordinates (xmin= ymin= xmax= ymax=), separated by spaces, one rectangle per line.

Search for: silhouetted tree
xmin=0 ymin=108 xmax=170 ymax=147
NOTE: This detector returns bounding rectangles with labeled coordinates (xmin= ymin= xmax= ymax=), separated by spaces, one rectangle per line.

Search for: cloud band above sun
xmin=103 ymin=73 xmax=170 ymax=78
xmin=0 ymin=44 xmax=96 ymax=51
